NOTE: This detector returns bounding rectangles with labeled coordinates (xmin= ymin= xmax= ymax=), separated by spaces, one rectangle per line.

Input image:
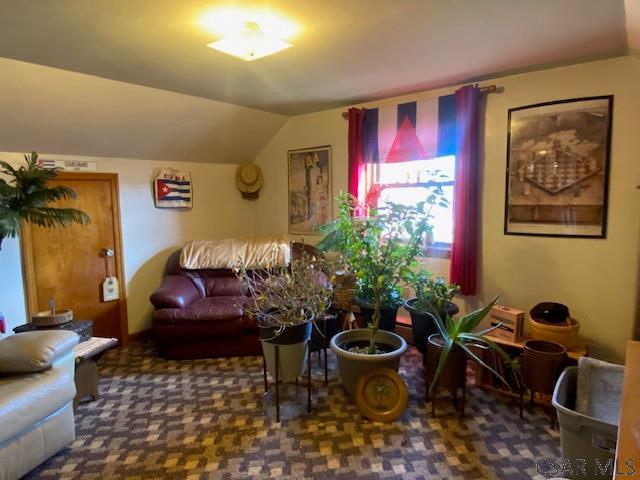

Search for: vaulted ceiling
xmin=0 ymin=0 xmax=632 ymax=116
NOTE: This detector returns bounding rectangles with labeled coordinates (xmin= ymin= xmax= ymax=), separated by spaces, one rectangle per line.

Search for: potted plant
xmin=0 ymin=152 xmax=89 ymax=251
xmin=0 ymin=152 xmax=89 ymax=333
xmin=235 ymin=252 xmax=332 ymax=384
xmin=425 ymin=296 xmax=519 ymax=408
xmin=320 ymin=191 xmax=446 ymax=398
xmin=405 ymin=272 xmax=460 ymax=355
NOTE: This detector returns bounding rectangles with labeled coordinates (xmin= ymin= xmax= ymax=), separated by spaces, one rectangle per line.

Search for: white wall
xmin=0 ymin=152 xmax=257 ymax=335
xmin=253 ymin=56 xmax=640 ymax=362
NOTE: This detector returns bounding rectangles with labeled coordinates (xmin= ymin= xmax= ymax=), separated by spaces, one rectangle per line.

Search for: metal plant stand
xmin=262 ymin=344 xmax=313 ymax=422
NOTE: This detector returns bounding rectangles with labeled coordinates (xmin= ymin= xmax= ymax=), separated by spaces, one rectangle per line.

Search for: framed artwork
xmin=504 ymin=96 xmax=613 ymax=238
xmin=288 ymin=145 xmax=332 ymax=235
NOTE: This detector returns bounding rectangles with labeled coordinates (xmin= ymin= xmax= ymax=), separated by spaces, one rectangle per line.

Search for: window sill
xmin=424 ymin=245 xmax=451 ymax=259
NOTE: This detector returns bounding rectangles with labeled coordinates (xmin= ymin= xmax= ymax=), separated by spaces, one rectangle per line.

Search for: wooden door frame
xmin=20 ymin=172 xmax=129 ymax=345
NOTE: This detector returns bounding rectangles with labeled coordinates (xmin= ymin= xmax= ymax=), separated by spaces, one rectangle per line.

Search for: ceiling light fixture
xmin=199 ymin=8 xmax=298 ymax=62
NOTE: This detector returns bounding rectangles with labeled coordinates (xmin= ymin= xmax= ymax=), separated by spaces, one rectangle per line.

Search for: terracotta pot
xmin=425 ymin=334 xmax=466 ymax=390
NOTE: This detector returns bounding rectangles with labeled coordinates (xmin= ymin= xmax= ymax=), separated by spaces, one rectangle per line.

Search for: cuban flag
xmin=154 ymin=168 xmax=193 ymax=208
xmin=362 ymin=94 xmax=457 ymax=165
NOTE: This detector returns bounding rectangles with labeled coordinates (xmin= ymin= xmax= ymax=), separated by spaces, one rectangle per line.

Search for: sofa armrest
xmin=0 ymin=330 xmax=79 ymax=374
xmin=150 ymin=274 xmax=200 ymax=309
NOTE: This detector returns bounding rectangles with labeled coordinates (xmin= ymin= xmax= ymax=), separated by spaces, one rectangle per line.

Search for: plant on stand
xmin=0 ymin=152 xmax=89 ymax=335
xmin=405 ymin=272 xmax=460 ymax=355
xmin=425 ymin=296 xmax=520 ymax=416
xmin=319 ymin=190 xmax=447 ymax=398
xmin=235 ymin=251 xmax=333 ymax=385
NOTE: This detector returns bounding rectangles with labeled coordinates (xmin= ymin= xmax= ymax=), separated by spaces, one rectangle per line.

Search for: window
xmin=372 ymin=156 xmax=455 ymax=251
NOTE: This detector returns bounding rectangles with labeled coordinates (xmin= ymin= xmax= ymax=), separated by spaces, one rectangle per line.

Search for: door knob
xmin=102 ymin=248 xmax=115 ymax=257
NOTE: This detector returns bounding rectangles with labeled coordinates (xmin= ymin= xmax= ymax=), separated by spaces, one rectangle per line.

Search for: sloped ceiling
xmin=627 ymin=0 xmax=640 ymax=56
xmin=0 ymin=58 xmax=286 ymax=164
xmin=0 ymin=0 xmax=629 ymax=115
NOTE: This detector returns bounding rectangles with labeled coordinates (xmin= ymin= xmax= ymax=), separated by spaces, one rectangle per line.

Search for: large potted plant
xmin=405 ymin=272 xmax=460 ymax=355
xmin=236 ymin=252 xmax=332 ymax=384
xmin=425 ymin=296 xmax=519 ymax=407
xmin=0 ymin=152 xmax=89 ymax=332
xmin=320 ymin=192 xmax=445 ymax=398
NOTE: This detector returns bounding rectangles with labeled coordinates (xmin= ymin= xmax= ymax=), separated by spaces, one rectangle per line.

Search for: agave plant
xmin=0 ymin=152 xmax=90 ymax=250
xmin=428 ymin=295 xmax=520 ymax=395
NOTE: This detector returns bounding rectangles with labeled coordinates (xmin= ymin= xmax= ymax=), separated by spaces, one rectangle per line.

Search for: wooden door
xmin=21 ymin=173 xmax=128 ymax=342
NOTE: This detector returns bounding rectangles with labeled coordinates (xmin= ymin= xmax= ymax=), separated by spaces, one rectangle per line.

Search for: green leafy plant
xmin=428 ymin=295 xmax=520 ymax=395
xmin=317 ymin=191 xmax=447 ymax=353
xmin=0 ymin=152 xmax=90 ymax=250
xmin=410 ymin=271 xmax=460 ymax=314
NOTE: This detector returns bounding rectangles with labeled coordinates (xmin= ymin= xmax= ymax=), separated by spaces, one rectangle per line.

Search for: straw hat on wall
xmin=235 ymin=164 xmax=264 ymax=199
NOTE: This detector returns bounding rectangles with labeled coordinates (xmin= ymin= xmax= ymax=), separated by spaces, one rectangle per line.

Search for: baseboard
xmin=128 ymin=328 xmax=152 ymax=342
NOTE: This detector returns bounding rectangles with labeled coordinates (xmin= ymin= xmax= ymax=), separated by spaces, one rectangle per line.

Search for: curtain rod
xmin=340 ymin=84 xmax=498 ymax=119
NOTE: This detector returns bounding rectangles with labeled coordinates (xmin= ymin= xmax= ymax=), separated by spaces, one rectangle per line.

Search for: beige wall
xmin=0 ymin=152 xmax=256 ymax=335
xmin=0 ymin=57 xmax=287 ymax=164
xmin=253 ymin=56 xmax=640 ymax=361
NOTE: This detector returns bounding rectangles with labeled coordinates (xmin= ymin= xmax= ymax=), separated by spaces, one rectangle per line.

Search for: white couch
xmin=0 ymin=330 xmax=78 ymax=480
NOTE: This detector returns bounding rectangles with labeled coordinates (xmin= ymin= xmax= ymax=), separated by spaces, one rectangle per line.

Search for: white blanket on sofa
xmin=179 ymin=237 xmax=290 ymax=270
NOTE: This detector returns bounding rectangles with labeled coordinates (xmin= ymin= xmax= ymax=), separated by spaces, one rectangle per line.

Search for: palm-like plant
xmin=428 ymin=295 xmax=520 ymax=396
xmin=0 ymin=152 xmax=90 ymax=250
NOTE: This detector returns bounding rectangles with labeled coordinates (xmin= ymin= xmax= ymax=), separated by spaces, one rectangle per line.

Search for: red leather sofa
xmin=150 ymin=250 xmax=260 ymax=359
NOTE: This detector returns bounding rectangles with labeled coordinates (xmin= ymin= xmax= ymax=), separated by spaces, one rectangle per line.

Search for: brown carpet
xmin=26 ymin=340 xmax=560 ymax=479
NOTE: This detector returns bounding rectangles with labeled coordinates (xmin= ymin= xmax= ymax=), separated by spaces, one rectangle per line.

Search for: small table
xmin=73 ymin=336 xmax=117 ymax=410
xmin=13 ymin=319 xmax=93 ymax=342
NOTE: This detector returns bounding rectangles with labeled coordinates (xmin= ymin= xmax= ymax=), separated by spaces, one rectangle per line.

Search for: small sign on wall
xmin=37 ymin=159 xmax=98 ymax=172
xmin=154 ymin=168 xmax=193 ymax=208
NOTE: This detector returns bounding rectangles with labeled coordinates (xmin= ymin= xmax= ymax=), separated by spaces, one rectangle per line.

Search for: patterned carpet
xmin=27 ymin=340 xmax=561 ymax=480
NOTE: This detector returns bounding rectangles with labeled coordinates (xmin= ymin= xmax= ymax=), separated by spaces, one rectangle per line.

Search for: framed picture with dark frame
xmin=288 ymin=145 xmax=332 ymax=235
xmin=504 ymin=96 xmax=613 ymax=238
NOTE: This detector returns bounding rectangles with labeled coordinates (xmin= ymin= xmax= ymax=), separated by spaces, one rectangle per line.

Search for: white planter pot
xmin=260 ymin=322 xmax=312 ymax=384
xmin=330 ymin=328 xmax=407 ymax=399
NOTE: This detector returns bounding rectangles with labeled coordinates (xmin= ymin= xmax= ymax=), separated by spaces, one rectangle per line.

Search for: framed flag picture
xmin=154 ymin=168 xmax=193 ymax=208
xmin=504 ymin=96 xmax=613 ymax=238
xmin=288 ymin=146 xmax=332 ymax=235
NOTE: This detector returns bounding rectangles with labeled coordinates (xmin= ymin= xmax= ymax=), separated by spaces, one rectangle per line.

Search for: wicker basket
xmin=522 ymin=339 xmax=567 ymax=395
xmin=332 ymin=272 xmax=356 ymax=312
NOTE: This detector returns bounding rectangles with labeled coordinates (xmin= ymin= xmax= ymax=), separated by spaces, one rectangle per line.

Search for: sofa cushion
xmin=0 ymin=364 xmax=76 ymax=445
xmin=153 ymin=296 xmax=246 ymax=324
xmin=0 ymin=331 xmax=79 ymax=374
xmin=204 ymin=277 xmax=246 ymax=297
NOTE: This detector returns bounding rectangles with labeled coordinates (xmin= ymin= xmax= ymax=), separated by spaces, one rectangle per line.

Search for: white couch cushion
xmin=0 ymin=363 xmax=76 ymax=445
xmin=0 ymin=331 xmax=78 ymax=374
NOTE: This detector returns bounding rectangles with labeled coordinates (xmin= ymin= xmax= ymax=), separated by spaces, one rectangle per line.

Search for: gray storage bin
xmin=552 ymin=367 xmax=618 ymax=479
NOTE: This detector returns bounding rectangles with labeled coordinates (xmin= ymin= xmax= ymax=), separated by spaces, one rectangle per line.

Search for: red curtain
xmin=450 ymin=85 xmax=480 ymax=295
xmin=347 ymin=108 xmax=365 ymax=201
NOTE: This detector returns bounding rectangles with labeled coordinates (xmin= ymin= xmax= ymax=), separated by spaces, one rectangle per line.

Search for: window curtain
xmin=347 ymin=108 xmax=366 ymax=202
xmin=450 ymin=85 xmax=480 ymax=295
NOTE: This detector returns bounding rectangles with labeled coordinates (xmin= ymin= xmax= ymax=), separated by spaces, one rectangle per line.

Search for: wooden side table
xmin=73 ymin=337 xmax=118 ymax=411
